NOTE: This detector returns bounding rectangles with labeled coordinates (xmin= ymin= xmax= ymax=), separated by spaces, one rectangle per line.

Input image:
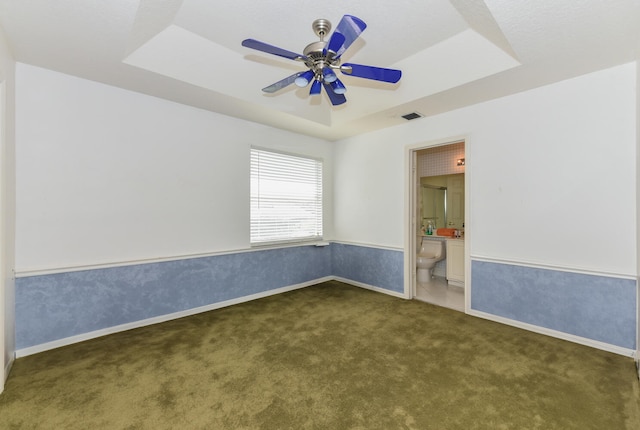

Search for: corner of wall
xmin=0 ymin=23 xmax=17 ymax=392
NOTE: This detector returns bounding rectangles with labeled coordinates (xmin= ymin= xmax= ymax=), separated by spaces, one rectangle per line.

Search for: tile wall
xmin=417 ymin=141 xmax=465 ymax=177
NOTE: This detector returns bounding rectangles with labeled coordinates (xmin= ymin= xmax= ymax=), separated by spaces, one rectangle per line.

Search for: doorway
xmin=405 ymin=139 xmax=468 ymax=313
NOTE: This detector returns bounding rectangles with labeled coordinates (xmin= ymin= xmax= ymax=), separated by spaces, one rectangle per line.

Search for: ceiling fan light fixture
xmin=329 ymin=79 xmax=346 ymax=95
xmin=295 ymin=70 xmax=315 ymax=87
xmin=322 ymin=67 xmax=337 ymax=83
xmin=310 ymin=79 xmax=322 ymax=95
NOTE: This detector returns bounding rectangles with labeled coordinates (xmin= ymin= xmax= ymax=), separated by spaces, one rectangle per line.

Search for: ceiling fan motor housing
xmin=303 ymin=41 xmax=339 ymax=81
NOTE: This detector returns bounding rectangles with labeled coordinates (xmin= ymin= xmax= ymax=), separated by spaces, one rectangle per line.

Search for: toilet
xmin=416 ymin=237 xmax=446 ymax=283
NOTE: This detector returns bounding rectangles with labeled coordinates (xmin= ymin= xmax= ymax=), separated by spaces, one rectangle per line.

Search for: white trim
xmin=16 ymin=240 xmax=407 ymax=278
xmin=15 ymin=241 xmax=333 ymax=278
xmin=333 ymin=276 xmax=407 ymax=299
xmin=403 ymin=145 xmax=417 ymax=300
xmin=15 ymin=276 xmax=333 ymax=358
xmin=3 ymin=355 xmax=12 ymax=382
xmin=330 ymin=240 xmax=404 ymax=252
xmin=464 ymin=143 xmax=472 ymax=314
xmin=467 ymin=309 xmax=636 ymax=358
xmin=471 ymin=254 xmax=636 ymax=280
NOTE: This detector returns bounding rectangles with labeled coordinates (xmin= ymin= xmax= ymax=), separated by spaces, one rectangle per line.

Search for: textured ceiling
xmin=1 ymin=0 xmax=639 ymax=140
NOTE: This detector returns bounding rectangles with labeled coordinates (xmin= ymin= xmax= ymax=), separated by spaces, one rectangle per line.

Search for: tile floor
xmin=415 ymin=275 xmax=465 ymax=312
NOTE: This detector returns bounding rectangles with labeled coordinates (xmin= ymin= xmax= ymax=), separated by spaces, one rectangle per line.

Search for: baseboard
xmin=16 ymin=276 xmax=334 ymax=358
xmin=468 ymin=309 xmax=636 ymax=358
xmin=332 ymin=276 xmax=407 ymax=299
xmin=447 ymin=279 xmax=464 ymax=288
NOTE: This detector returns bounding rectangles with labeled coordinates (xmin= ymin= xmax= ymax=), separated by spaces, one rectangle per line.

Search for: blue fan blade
xmin=261 ymin=72 xmax=304 ymax=93
xmin=326 ymin=32 xmax=345 ymax=56
xmin=242 ymin=39 xmax=307 ymax=61
xmin=333 ymin=15 xmax=367 ymax=58
xmin=341 ymin=63 xmax=402 ymax=83
xmin=323 ymin=82 xmax=347 ymax=106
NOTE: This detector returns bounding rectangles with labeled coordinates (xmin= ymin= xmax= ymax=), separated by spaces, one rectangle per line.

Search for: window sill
xmin=250 ymin=239 xmax=329 ymax=249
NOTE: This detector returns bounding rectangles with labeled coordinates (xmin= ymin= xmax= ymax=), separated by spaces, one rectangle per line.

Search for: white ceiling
xmin=1 ymin=0 xmax=639 ymax=141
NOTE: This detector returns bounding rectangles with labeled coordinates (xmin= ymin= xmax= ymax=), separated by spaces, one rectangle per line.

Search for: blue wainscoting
xmin=16 ymin=245 xmax=637 ymax=353
xmin=16 ymin=245 xmax=332 ymax=350
xmin=331 ymin=243 xmax=404 ymax=293
xmin=471 ymin=260 xmax=637 ymax=349
xmin=16 ymin=243 xmax=406 ymax=351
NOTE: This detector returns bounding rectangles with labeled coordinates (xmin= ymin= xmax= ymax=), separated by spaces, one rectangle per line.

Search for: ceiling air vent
xmin=401 ymin=112 xmax=423 ymax=121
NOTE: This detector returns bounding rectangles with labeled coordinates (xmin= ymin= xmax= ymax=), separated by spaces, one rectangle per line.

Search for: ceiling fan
xmin=241 ymin=15 xmax=402 ymax=106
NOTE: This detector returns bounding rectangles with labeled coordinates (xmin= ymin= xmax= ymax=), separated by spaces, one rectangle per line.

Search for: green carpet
xmin=1 ymin=281 xmax=639 ymax=429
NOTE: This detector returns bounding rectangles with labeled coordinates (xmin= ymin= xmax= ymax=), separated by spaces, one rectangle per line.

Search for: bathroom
xmin=415 ymin=142 xmax=465 ymax=311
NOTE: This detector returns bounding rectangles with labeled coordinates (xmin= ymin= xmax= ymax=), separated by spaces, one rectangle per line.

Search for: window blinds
xmin=250 ymin=148 xmax=323 ymax=245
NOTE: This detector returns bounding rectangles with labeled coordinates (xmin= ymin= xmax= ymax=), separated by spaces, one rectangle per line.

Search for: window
xmin=250 ymin=148 xmax=323 ymax=245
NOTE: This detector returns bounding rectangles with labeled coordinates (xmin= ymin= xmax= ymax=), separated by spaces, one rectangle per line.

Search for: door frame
xmin=404 ymin=136 xmax=470 ymax=312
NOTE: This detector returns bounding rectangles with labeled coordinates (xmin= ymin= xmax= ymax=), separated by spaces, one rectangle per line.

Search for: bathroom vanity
xmin=446 ymin=239 xmax=465 ymax=287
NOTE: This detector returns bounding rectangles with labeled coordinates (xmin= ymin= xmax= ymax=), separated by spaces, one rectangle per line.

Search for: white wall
xmin=333 ymin=135 xmax=406 ymax=249
xmin=0 ymin=25 xmax=16 ymax=392
xmin=335 ymin=62 xmax=637 ymax=276
xmin=15 ymin=64 xmax=334 ymax=272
